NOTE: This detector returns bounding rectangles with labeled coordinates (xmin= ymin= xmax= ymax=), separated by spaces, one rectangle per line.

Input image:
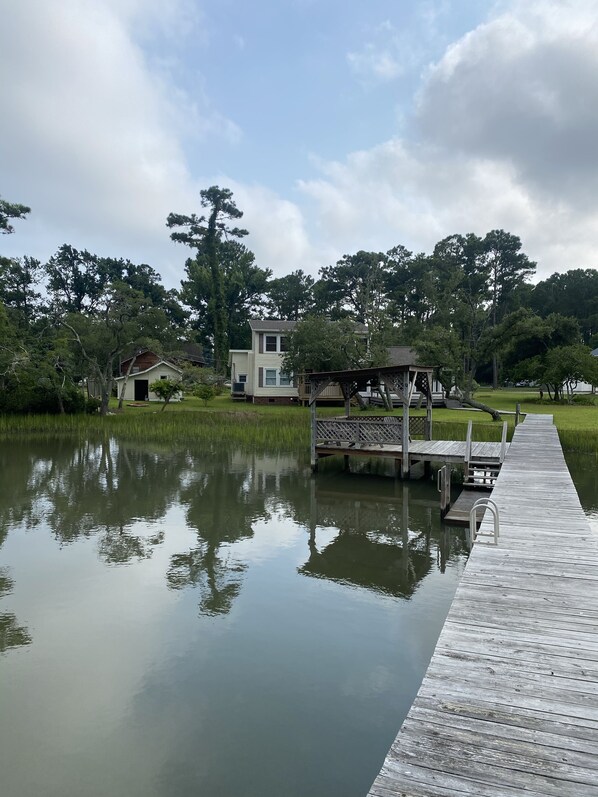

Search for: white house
xmin=114 ymin=360 xmax=183 ymax=402
xmin=229 ymin=320 xmax=298 ymax=404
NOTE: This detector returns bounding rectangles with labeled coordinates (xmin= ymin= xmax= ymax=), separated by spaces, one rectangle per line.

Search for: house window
xmin=279 ymin=371 xmax=292 ymax=386
xmin=265 ymin=335 xmax=277 ymax=352
xmin=280 ymin=336 xmax=288 ymax=352
xmin=160 ymin=375 xmax=168 ymax=380
xmin=265 ymin=368 xmax=277 ymax=386
xmin=238 ymin=374 xmax=247 ymax=383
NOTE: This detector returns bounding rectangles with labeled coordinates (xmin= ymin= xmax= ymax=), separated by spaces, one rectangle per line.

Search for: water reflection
xmin=0 ymin=439 xmax=468 ymax=637
xmin=0 ymin=569 xmax=32 ymax=654
xmin=298 ymin=480 xmax=466 ymax=598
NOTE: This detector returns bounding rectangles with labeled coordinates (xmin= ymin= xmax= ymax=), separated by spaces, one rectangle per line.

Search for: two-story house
xmin=229 ymin=320 xmax=297 ymax=404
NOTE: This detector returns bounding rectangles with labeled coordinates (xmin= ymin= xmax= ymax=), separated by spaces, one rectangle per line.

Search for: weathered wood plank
xmin=367 ymin=415 xmax=598 ymax=796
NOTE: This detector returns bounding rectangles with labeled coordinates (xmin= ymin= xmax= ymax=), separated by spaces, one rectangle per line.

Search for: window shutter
xmin=258 ymin=367 xmax=263 ymax=388
xmin=258 ymin=333 xmax=264 ymax=354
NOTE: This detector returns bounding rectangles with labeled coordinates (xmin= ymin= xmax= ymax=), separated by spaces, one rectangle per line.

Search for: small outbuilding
xmin=115 ymin=360 xmax=183 ymax=402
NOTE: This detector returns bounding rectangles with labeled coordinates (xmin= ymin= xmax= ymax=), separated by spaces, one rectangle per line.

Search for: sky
xmin=1 ymin=0 xmax=598 ymax=288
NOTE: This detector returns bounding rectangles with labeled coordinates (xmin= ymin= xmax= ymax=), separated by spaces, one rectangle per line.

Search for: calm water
xmin=0 ymin=441 xmax=593 ymax=797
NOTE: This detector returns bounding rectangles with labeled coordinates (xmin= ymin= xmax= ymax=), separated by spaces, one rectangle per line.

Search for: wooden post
xmin=426 ymin=403 xmax=433 ymax=440
xmin=464 ymin=419 xmax=472 ymax=476
xmin=500 ymin=421 xmax=508 ymax=462
xmin=310 ymin=400 xmax=318 ymax=471
xmin=402 ymin=374 xmax=410 ymax=478
xmin=515 ymin=402 xmax=520 ymax=426
xmin=344 ymin=454 xmax=350 ymax=471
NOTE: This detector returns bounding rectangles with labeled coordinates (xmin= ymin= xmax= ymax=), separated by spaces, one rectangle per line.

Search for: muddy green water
xmin=0 ymin=441 xmax=594 ymax=797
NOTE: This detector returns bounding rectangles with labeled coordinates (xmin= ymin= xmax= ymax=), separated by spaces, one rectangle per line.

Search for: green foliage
xmin=194 ymin=383 xmax=216 ymax=406
xmin=168 ymin=186 xmax=249 ymax=373
xmin=149 ymin=378 xmax=181 ymax=410
xmin=0 ymin=195 xmax=30 ymax=234
xmin=266 ymin=270 xmax=314 ymax=320
xmin=281 ymin=316 xmax=367 ymax=375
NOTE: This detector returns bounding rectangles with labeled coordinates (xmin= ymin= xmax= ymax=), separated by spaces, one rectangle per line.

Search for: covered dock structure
xmin=307 ymin=364 xmax=508 ymax=480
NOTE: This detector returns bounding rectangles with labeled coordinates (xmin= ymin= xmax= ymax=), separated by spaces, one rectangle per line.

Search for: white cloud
xmin=303 ymin=0 xmax=598 ymax=277
xmin=0 ymin=0 xmax=225 ymax=286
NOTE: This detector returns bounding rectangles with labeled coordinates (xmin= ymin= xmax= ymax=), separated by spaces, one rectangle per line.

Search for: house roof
xmin=592 ymin=347 xmax=598 ymax=357
xmin=114 ymin=360 xmax=182 ymax=381
xmin=387 ymin=346 xmax=419 ymax=367
xmin=248 ymin=319 xmax=297 ymax=332
xmin=248 ymin=318 xmax=368 ymax=333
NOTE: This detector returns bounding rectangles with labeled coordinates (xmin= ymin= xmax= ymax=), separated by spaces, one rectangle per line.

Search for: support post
xmin=500 ymin=421 xmax=508 ymax=462
xmin=426 ymin=403 xmax=433 ymax=440
xmin=515 ymin=403 xmax=520 ymax=426
xmin=344 ymin=455 xmax=350 ymax=471
xmin=464 ymin=419 xmax=472 ymax=475
xmin=402 ymin=374 xmax=410 ymax=478
xmin=310 ymin=400 xmax=318 ymax=471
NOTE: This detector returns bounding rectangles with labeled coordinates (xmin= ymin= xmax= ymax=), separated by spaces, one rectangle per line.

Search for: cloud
xmin=303 ymin=0 xmax=598 ymax=276
xmin=417 ymin=0 xmax=598 ymax=204
xmin=0 ymin=0 xmax=228 ymax=286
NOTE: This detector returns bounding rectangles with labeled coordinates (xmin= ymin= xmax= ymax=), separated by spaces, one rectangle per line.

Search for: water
xmin=2 ymin=440 xmax=592 ymax=797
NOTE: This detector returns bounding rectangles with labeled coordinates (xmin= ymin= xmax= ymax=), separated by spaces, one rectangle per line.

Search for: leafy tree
xmin=194 ymin=383 xmax=215 ymax=406
xmin=0 ymin=256 xmax=44 ymax=328
xmin=149 ymin=378 xmax=181 ymax=411
xmin=266 ymin=269 xmax=314 ymax=320
xmin=168 ymin=186 xmax=248 ymax=373
xmin=483 ymin=229 xmax=536 ymax=387
xmin=281 ymin=316 xmax=367 ymax=375
xmin=530 ymin=269 xmax=598 ymax=345
xmin=315 ymin=250 xmax=387 ymax=325
xmin=0 ymin=196 xmax=30 ymax=234
xmin=58 ymin=284 xmax=168 ymax=415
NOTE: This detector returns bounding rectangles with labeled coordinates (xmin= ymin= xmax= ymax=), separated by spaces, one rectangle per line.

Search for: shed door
xmin=134 ymin=379 xmax=149 ymax=401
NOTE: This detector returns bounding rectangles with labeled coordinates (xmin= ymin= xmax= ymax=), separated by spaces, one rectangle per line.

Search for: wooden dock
xmin=444 ymin=488 xmax=488 ymax=525
xmin=316 ymin=439 xmax=505 ymax=465
xmin=367 ymin=414 xmax=598 ymax=796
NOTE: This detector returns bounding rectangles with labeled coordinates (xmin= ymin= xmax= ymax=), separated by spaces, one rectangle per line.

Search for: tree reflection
xmin=0 ymin=569 xmax=31 ymax=654
xmin=297 ymin=479 xmax=466 ymax=598
xmin=167 ymin=455 xmax=272 ymax=616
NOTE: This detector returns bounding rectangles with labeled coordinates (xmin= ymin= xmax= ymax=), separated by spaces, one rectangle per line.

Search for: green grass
xmin=0 ymin=388 xmax=596 ymax=453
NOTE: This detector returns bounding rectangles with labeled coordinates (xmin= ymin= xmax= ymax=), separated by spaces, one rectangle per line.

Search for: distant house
xmin=115 ymin=357 xmax=183 ymax=402
xmin=228 ymin=319 xmax=369 ymax=404
xmin=228 ymin=320 xmax=298 ymax=404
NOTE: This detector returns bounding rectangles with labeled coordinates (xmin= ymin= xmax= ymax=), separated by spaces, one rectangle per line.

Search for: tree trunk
xmin=118 ymin=354 xmax=138 ymax=410
xmin=492 ymin=352 xmax=499 ymax=390
xmin=453 ymin=387 xmax=502 ymax=421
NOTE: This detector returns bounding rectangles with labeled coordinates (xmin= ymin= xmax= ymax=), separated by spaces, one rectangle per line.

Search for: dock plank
xmin=367 ymin=415 xmax=598 ymax=796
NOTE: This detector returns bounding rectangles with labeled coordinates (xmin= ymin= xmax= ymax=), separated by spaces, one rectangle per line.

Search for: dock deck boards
xmin=367 ymin=414 xmax=598 ymax=796
xmin=444 ymin=488 xmax=488 ymax=525
xmin=316 ymin=439 xmax=505 ymax=464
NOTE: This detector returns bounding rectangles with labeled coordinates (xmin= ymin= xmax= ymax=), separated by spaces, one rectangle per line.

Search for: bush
xmin=194 ymin=384 xmax=216 ymax=406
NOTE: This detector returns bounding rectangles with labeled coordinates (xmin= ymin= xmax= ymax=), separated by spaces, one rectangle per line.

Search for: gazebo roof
xmin=306 ymin=363 xmax=435 ymax=383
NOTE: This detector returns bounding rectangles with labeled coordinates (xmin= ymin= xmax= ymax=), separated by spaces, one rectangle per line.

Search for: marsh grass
xmin=1 ymin=387 xmax=596 ymax=452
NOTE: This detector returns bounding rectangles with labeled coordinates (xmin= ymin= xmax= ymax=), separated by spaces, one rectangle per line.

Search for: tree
xmin=58 ymin=284 xmax=169 ymax=415
xmin=483 ymin=230 xmax=536 ymax=387
xmin=194 ymin=383 xmax=215 ymax=406
xmin=496 ymin=309 xmax=584 ymax=400
xmin=0 ymin=196 xmax=30 ymax=234
xmin=530 ymin=269 xmax=598 ymax=345
xmin=281 ymin=316 xmax=367 ymax=375
xmin=0 ymin=256 xmax=43 ymax=328
xmin=266 ymin=270 xmax=314 ymax=320
xmin=149 ymin=378 xmax=181 ymax=411
xmin=315 ymin=250 xmax=387 ymax=324
xmin=168 ymin=186 xmax=248 ymax=373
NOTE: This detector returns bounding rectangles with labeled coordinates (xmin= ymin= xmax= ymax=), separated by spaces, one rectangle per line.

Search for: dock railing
xmin=316 ymin=416 xmax=428 ymax=447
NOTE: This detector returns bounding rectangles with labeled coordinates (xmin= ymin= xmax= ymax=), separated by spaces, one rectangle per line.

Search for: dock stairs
xmin=463 ymin=419 xmax=508 ymax=489
xmin=464 ymin=458 xmax=500 ymax=488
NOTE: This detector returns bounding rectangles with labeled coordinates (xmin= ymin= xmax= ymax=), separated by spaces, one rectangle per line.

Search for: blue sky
xmin=1 ymin=0 xmax=597 ymax=287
